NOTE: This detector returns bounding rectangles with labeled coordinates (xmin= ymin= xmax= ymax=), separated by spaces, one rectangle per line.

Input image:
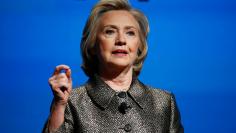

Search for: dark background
xmin=1 ymin=0 xmax=236 ymax=132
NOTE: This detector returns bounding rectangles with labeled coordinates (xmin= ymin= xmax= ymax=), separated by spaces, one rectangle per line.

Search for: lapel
xmin=86 ymin=74 xmax=149 ymax=110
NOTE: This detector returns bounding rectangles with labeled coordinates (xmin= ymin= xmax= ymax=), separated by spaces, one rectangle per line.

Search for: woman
xmin=43 ymin=0 xmax=184 ymax=132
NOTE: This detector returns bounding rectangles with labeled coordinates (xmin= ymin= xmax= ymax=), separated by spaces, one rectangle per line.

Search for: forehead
xmin=99 ymin=10 xmax=139 ymax=29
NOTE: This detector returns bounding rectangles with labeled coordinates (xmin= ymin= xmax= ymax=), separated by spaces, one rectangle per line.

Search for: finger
xmin=65 ymin=68 xmax=72 ymax=79
xmin=53 ymin=64 xmax=70 ymax=76
xmin=64 ymin=90 xmax=70 ymax=98
xmin=56 ymin=73 xmax=67 ymax=80
xmin=53 ymin=87 xmax=66 ymax=98
xmin=48 ymin=76 xmax=56 ymax=86
xmin=52 ymin=83 xmax=69 ymax=93
xmin=55 ymin=79 xmax=69 ymax=88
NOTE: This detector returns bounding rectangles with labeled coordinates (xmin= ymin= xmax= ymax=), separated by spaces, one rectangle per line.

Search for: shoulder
xmin=144 ymin=84 xmax=174 ymax=102
xmin=143 ymin=84 xmax=179 ymax=108
xmin=146 ymin=85 xmax=171 ymax=95
xmin=137 ymin=82 xmax=177 ymax=110
xmin=67 ymin=83 xmax=88 ymax=104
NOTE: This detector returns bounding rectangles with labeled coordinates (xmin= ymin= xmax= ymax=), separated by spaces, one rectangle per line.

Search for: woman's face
xmin=96 ymin=10 xmax=140 ymax=71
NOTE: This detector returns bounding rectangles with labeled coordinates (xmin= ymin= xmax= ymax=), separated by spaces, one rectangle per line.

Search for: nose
xmin=115 ymin=32 xmax=126 ymax=46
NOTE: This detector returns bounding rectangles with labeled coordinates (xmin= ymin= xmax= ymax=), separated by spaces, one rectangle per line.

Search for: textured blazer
xmin=43 ymin=75 xmax=183 ymax=133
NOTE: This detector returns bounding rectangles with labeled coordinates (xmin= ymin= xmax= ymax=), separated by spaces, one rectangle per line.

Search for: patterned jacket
xmin=43 ymin=75 xmax=183 ymax=133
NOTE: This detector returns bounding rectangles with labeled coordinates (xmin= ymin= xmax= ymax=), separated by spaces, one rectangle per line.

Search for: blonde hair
xmin=80 ymin=0 xmax=149 ymax=77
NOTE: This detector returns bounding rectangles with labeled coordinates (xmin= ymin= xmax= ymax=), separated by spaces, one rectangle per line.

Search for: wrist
xmin=53 ymin=96 xmax=69 ymax=106
xmin=50 ymin=99 xmax=67 ymax=114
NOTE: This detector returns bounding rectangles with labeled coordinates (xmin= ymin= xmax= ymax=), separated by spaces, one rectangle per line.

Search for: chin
xmin=109 ymin=61 xmax=132 ymax=69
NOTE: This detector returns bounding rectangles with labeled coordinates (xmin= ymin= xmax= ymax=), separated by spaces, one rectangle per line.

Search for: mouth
xmin=112 ymin=49 xmax=128 ymax=55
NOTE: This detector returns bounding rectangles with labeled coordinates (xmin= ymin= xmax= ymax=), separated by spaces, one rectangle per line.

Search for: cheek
xmin=130 ymin=40 xmax=140 ymax=54
xmin=99 ymin=40 xmax=112 ymax=52
xmin=97 ymin=37 xmax=114 ymax=56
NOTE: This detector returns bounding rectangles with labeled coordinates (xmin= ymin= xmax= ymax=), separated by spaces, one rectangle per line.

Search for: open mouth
xmin=112 ymin=49 xmax=128 ymax=55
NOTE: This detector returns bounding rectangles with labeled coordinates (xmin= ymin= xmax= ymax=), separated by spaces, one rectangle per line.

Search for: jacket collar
xmin=86 ymin=74 xmax=148 ymax=110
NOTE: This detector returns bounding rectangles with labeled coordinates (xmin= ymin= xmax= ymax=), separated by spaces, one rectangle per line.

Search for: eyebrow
xmin=103 ymin=25 xmax=137 ymax=30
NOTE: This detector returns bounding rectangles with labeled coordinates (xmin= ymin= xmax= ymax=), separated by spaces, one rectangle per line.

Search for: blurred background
xmin=1 ymin=0 xmax=236 ymax=132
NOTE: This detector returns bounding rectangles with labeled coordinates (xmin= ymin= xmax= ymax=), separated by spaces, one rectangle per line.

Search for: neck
xmin=99 ymin=66 xmax=133 ymax=92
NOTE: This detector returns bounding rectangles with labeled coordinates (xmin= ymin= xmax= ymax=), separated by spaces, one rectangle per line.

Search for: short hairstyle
xmin=80 ymin=0 xmax=149 ymax=77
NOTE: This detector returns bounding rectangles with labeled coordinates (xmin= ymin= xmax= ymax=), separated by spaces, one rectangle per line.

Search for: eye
xmin=105 ymin=29 xmax=115 ymax=35
xmin=126 ymin=31 xmax=135 ymax=36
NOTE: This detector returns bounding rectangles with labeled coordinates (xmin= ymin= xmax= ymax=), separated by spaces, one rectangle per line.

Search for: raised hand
xmin=48 ymin=64 xmax=72 ymax=106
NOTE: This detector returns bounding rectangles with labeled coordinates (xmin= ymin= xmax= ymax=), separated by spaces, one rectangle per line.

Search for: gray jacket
xmin=43 ymin=75 xmax=183 ymax=133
